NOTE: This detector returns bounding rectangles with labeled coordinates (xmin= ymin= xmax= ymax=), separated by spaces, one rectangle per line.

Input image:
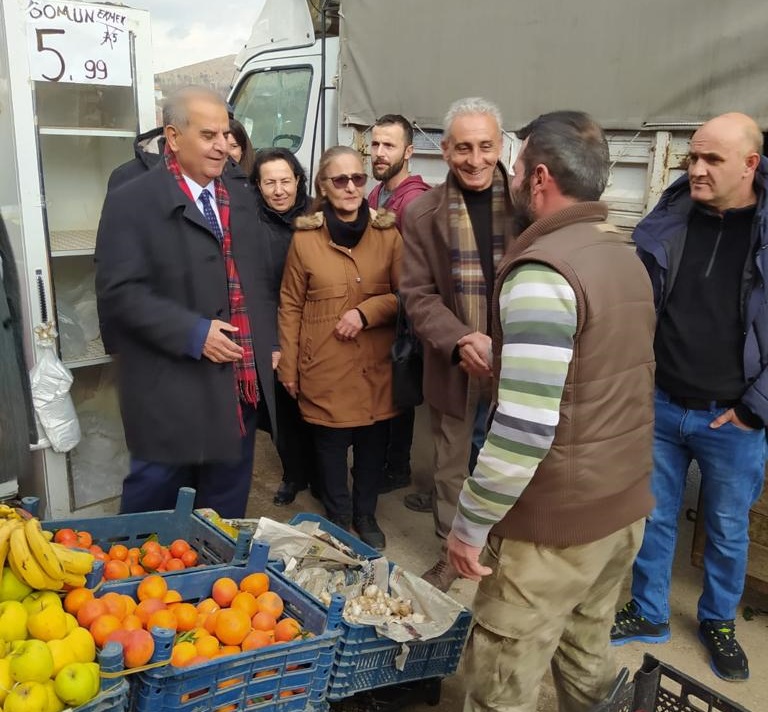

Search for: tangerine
xmin=76 ymin=531 xmax=93 ymax=549
xmin=169 ymin=539 xmax=190 ymax=559
xmin=241 ymin=629 xmax=272 ymax=651
xmin=122 ymin=628 xmax=154 ymax=668
xmin=135 ymin=598 xmax=167 ymax=626
xmin=251 ymin=611 xmax=277 ymax=632
xmin=231 ymin=592 xmax=258 ymax=618
xmin=122 ymin=614 xmax=143 ymax=631
xmin=137 ymin=574 xmax=168 ymax=602
xmin=166 ymin=558 xmax=185 ymax=571
xmin=63 ymin=587 xmax=94 ymax=615
xmin=197 ymin=598 xmax=219 ymax=615
xmin=173 ymin=603 xmax=198 ymax=632
xmin=54 ymin=528 xmax=78 ymax=546
xmin=163 ymin=590 xmax=182 ymax=604
xmin=147 ymin=608 xmax=178 ymax=633
xmin=255 ymin=591 xmax=284 ymax=619
xmin=181 ymin=549 xmax=198 ymax=567
xmin=274 ymin=617 xmax=301 ymax=643
xmin=100 ymin=592 xmax=128 ymax=619
xmin=121 ymin=594 xmax=137 ymax=616
xmin=194 ymin=633 xmax=220 ymax=658
xmin=203 ymin=609 xmax=220 ymax=635
xmin=211 ymin=577 xmax=239 ymax=607
xmin=104 ymin=559 xmax=131 ymax=580
xmin=126 ymin=547 xmax=141 ymax=565
xmin=130 ymin=564 xmax=147 ymax=577
xmin=214 ymin=608 xmax=251 ymax=646
xmin=108 ymin=544 xmax=129 ymax=561
xmin=239 ymin=572 xmax=269 ymax=597
xmin=171 ymin=641 xmax=197 ymax=667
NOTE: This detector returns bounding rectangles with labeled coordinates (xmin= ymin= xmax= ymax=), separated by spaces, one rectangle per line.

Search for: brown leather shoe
xmin=422 ymin=557 xmax=458 ymax=592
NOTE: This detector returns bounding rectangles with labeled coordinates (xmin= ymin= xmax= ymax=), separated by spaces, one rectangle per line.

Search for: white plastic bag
xmin=29 ymin=326 xmax=81 ymax=453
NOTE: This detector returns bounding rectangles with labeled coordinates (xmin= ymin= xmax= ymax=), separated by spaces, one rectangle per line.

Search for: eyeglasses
xmin=324 ymin=173 xmax=367 ymax=189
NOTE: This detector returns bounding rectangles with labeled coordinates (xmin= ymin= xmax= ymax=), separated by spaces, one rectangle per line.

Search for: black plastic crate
xmin=592 ymin=654 xmax=750 ymax=712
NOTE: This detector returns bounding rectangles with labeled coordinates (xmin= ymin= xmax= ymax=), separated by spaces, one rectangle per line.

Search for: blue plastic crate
xmin=42 ymin=487 xmax=250 ymax=579
xmin=277 ymin=513 xmax=472 ymax=700
xmin=99 ymin=542 xmax=344 ymax=712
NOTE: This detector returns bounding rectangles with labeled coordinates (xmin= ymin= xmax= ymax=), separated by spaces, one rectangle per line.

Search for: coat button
xmin=355 ymin=277 xmax=361 ymax=283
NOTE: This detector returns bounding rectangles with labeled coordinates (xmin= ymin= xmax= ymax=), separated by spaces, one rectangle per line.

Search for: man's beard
xmin=373 ymin=154 xmax=406 ymax=182
xmin=510 ymin=179 xmax=535 ymax=235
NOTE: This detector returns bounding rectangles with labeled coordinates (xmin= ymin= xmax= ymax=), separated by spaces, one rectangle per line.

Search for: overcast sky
xmin=129 ymin=0 xmax=266 ymax=73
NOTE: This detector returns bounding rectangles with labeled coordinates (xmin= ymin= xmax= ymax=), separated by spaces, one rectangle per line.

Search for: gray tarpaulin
xmin=339 ymin=0 xmax=768 ymax=131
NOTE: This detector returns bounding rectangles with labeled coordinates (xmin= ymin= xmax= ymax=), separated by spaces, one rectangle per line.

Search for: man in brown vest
xmin=447 ymin=111 xmax=656 ymax=711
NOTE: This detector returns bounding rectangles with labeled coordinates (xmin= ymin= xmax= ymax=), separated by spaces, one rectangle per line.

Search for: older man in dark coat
xmin=95 ymin=86 xmax=276 ymax=517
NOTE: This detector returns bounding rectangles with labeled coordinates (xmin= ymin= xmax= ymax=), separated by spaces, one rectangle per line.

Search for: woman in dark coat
xmin=250 ymin=148 xmax=321 ymax=505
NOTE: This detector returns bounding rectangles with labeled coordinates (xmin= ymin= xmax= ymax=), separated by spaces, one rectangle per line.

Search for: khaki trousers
xmin=430 ymin=378 xmax=488 ymax=539
xmin=464 ymin=519 xmax=645 ymax=712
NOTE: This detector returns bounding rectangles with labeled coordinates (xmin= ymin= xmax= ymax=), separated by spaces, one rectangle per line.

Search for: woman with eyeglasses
xmin=278 ymin=145 xmax=402 ymax=550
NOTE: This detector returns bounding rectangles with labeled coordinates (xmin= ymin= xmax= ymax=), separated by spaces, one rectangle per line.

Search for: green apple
xmin=22 ymin=591 xmax=62 ymax=615
xmin=0 ymin=567 xmax=33 ymax=602
xmin=54 ymin=661 xmax=100 ymax=707
xmin=0 ymin=600 xmax=29 ymax=641
xmin=43 ymin=680 xmax=66 ymax=712
xmin=0 ymin=657 xmax=12 ymax=704
xmin=27 ymin=604 xmax=68 ymax=642
xmin=3 ymin=680 xmax=49 ymax=712
xmin=9 ymin=639 xmax=54 ymax=683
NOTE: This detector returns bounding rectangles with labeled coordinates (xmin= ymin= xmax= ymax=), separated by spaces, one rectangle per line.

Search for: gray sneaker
xmin=404 ymin=492 xmax=432 ymax=513
xmin=422 ymin=557 xmax=458 ymax=592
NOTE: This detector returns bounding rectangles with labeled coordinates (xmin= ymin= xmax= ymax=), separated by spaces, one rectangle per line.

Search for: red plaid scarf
xmin=164 ymin=147 xmax=259 ymax=431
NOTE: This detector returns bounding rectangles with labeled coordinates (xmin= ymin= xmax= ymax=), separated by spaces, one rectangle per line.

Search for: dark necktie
xmin=199 ymin=188 xmax=223 ymax=242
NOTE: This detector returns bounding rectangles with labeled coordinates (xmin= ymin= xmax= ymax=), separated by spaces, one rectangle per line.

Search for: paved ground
xmin=246 ymin=407 xmax=768 ymax=711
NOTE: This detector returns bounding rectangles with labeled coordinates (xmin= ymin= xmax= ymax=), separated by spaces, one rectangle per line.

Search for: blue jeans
xmin=632 ymin=389 xmax=766 ymax=623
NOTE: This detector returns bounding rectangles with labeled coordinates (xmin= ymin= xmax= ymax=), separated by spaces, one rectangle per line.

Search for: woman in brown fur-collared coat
xmin=278 ymin=146 xmax=402 ymax=550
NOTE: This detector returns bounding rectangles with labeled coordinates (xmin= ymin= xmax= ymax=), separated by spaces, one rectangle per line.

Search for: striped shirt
xmin=452 ymin=263 xmax=577 ymax=547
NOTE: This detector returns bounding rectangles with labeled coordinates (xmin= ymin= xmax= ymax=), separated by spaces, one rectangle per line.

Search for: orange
xmin=203 ymin=610 xmax=220 ymax=635
xmin=230 ymin=592 xmax=258 ymax=618
xmin=217 ymin=645 xmax=241 ymax=657
xmin=100 ymin=592 xmax=128 ymax=619
xmin=63 ymin=587 xmax=94 ymax=615
xmin=163 ymin=590 xmax=182 ymax=604
xmin=76 ymin=531 xmax=93 ymax=549
xmin=169 ymin=539 xmax=190 ymax=559
xmin=239 ymin=572 xmax=269 ymax=597
xmin=130 ymin=564 xmax=147 ymax=577
xmin=90 ymin=613 xmax=122 ymax=647
xmin=122 ymin=614 xmax=143 ymax=631
xmin=196 ymin=598 xmax=219 ymax=615
xmin=137 ymin=574 xmax=168 ymax=602
xmin=170 ymin=641 xmax=197 ymax=667
xmin=251 ymin=611 xmax=277 ymax=632
xmin=274 ymin=617 xmax=301 ymax=643
xmin=126 ymin=547 xmax=141 ymax=565
xmin=122 ymin=629 xmax=154 ymax=668
xmin=147 ymin=608 xmax=177 ymax=633
xmin=141 ymin=539 xmax=161 ymax=554
xmin=211 ymin=577 xmax=238 ymax=607
xmin=135 ymin=598 xmax=167 ymax=626
xmin=166 ymin=558 xmax=185 ymax=571
xmin=214 ymin=608 xmax=251 ymax=646
xmin=108 ymin=544 xmax=129 ymax=561
xmin=241 ymin=629 xmax=272 ymax=651
xmin=77 ymin=598 xmax=109 ymax=628
xmin=255 ymin=591 xmax=284 ymax=620
xmin=104 ymin=560 xmax=131 ymax=580
xmin=181 ymin=549 xmax=198 ymax=567
xmin=173 ymin=603 xmax=198 ymax=632
xmin=194 ymin=633 xmax=220 ymax=658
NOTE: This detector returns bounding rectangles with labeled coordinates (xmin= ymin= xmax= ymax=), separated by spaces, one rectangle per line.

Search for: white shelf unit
xmin=0 ymin=0 xmax=155 ymax=518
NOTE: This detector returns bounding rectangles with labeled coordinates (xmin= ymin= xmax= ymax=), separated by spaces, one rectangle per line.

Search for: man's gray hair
xmin=162 ymin=86 xmax=227 ymax=128
xmin=443 ymin=97 xmax=503 ymax=136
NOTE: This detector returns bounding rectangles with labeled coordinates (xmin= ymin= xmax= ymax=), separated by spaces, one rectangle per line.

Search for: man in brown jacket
xmin=448 ymin=111 xmax=655 ymax=711
xmin=399 ymin=97 xmax=515 ymax=591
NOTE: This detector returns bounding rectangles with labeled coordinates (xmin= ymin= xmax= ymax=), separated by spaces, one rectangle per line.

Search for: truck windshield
xmin=231 ymin=66 xmax=313 ymax=153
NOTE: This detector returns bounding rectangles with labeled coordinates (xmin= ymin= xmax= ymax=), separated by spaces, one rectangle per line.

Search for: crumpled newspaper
xmin=252 ymin=517 xmax=465 ymax=647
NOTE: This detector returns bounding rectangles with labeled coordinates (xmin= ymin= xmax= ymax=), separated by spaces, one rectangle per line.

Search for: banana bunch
xmin=0 ymin=517 xmax=94 ymax=591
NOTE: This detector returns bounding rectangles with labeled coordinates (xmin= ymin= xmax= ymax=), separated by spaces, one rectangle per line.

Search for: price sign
xmin=25 ymin=1 xmax=133 ymax=86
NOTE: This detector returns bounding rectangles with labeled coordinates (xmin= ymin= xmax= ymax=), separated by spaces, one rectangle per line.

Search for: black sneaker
xmin=698 ymin=619 xmax=749 ymax=681
xmin=353 ymin=515 xmax=386 ymax=550
xmin=610 ymin=600 xmax=670 ymax=646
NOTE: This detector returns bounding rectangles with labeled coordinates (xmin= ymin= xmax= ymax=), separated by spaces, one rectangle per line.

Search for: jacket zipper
xmin=704 ymin=221 xmax=723 ymax=278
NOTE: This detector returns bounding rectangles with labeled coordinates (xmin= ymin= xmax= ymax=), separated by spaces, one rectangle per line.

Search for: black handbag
xmin=391 ymin=291 xmax=424 ymax=409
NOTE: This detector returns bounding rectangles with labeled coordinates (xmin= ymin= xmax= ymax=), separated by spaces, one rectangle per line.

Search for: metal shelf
xmin=38 ymin=127 xmax=135 ymax=138
xmin=63 ymin=337 xmax=112 ymax=369
xmin=50 ymin=229 xmax=97 ymax=256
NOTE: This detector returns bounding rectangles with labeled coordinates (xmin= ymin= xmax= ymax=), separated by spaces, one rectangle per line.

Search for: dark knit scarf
xmin=447 ymin=167 xmax=508 ymax=332
xmin=163 ymin=146 xmax=259 ymax=431
xmin=323 ymin=199 xmax=370 ymax=248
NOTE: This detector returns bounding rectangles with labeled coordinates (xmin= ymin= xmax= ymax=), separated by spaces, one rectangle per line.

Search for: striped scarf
xmin=164 ymin=147 xmax=259 ymax=430
xmin=447 ymin=166 xmax=508 ymax=333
